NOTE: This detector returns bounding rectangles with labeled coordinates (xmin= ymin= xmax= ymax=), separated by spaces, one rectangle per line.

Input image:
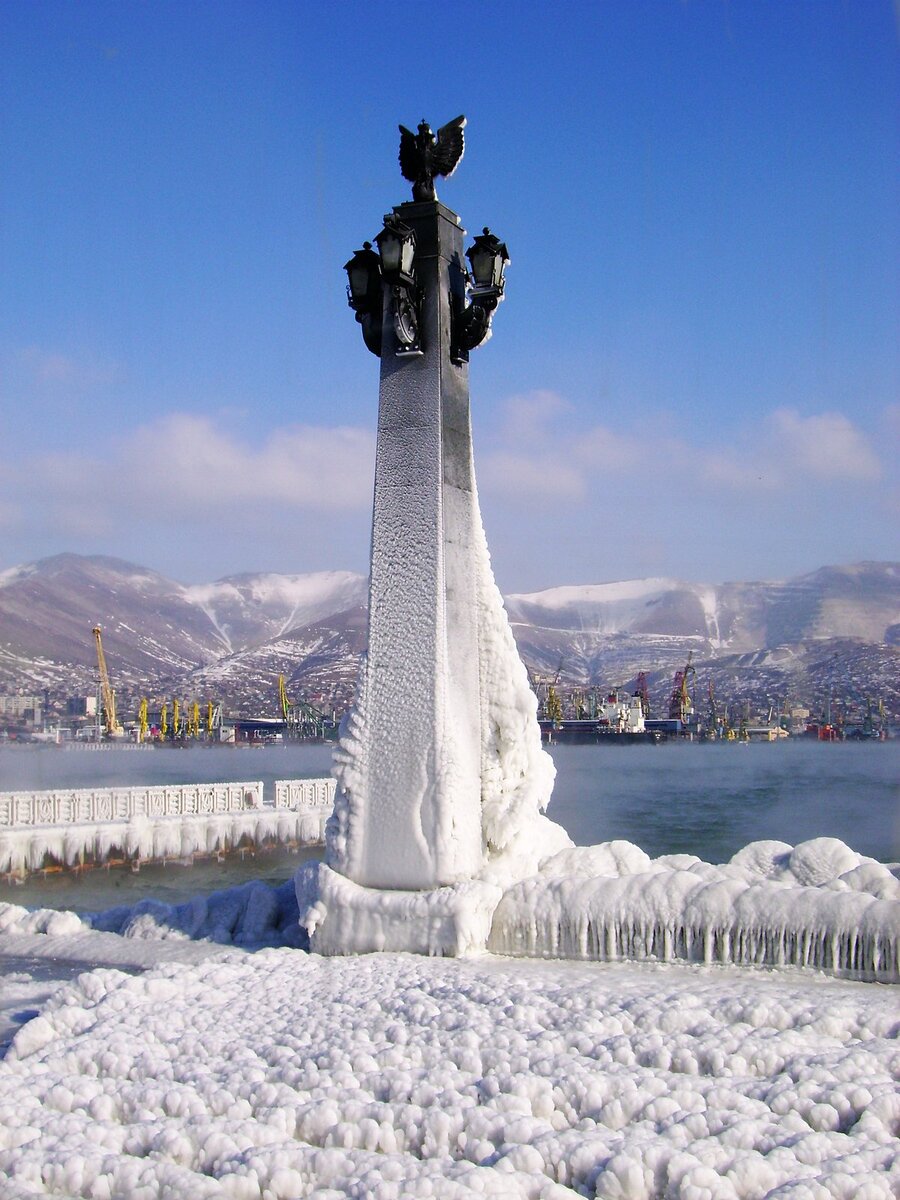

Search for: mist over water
xmin=1 ymin=739 xmax=896 ymax=912
xmin=546 ymin=740 xmax=899 ymax=864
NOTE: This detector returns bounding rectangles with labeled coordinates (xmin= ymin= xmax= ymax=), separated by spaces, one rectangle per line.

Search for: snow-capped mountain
xmin=182 ymin=572 xmax=367 ymax=655
xmin=0 ymin=554 xmax=896 ymax=719
xmin=0 ymin=555 xmax=367 ymax=699
xmin=505 ymin=563 xmax=900 ymax=650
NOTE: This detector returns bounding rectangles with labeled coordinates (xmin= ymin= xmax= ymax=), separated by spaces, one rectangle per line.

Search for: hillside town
xmin=1 ymin=555 xmax=896 ymax=745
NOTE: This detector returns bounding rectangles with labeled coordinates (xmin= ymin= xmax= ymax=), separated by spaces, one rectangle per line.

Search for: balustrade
xmin=0 ymin=778 xmax=335 ymax=829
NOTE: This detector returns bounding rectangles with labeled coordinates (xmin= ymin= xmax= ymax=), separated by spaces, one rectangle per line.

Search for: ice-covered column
xmin=330 ymin=200 xmax=483 ymax=888
xmin=297 ymin=118 xmax=572 ymax=955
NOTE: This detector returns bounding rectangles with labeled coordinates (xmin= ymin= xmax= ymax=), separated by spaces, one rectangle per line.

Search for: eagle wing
xmin=398 ymin=125 xmax=420 ymax=183
xmin=432 ymin=115 xmax=466 ymax=178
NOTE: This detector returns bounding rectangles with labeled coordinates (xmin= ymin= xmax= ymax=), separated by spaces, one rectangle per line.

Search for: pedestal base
xmin=295 ymin=861 xmax=503 ymax=957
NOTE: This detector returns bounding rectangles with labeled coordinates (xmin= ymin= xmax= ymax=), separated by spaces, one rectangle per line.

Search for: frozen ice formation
xmin=4 ymin=833 xmax=894 ymax=982
xmin=312 ymin=489 xmax=572 ymax=953
xmin=0 ymin=780 xmax=334 ymax=875
xmin=0 ymin=878 xmax=306 ymax=949
xmin=1 ymin=948 xmax=897 ymax=1198
xmin=296 ymin=863 xmax=502 ymax=957
xmin=490 ymin=836 xmax=900 ymax=983
xmin=328 ymin=487 xmax=571 ymax=902
xmin=299 ymin=833 xmax=899 ymax=979
xmin=326 ymin=460 xmax=568 ymax=900
xmin=0 ymin=809 xmax=328 ymax=876
xmin=314 ymin=198 xmax=571 ymax=956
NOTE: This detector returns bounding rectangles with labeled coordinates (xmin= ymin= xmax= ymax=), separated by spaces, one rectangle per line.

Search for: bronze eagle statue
xmin=398 ymin=116 xmax=466 ymax=202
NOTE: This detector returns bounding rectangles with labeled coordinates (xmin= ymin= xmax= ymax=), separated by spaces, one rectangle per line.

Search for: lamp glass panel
xmin=378 ymin=233 xmax=402 ymax=276
xmin=348 ymin=262 xmax=371 ymax=301
xmin=469 ymin=246 xmax=493 ymax=288
xmin=400 ymin=238 xmax=415 ymax=277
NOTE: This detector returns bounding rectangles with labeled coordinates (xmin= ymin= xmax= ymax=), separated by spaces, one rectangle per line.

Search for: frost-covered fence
xmin=274 ymin=778 xmax=335 ymax=811
xmin=273 ymin=778 xmax=335 ymax=846
xmin=0 ymin=783 xmax=263 ymax=828
xmin=0 ymin=778 xmax=335 ymax=876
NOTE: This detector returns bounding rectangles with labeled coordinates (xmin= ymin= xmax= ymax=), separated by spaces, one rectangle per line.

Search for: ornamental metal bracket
xmin=451 ymin=292 xmax=499 ymax=364
xmin=391 ymin=284 xmax=423 ymax=356
xmin=355 ymin=309 xmax=383 ymax=357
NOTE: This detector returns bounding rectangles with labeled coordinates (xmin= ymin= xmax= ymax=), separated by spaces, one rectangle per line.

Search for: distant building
xmin=66 ymin=696 xmax=98 ymax=718
xmin=0 ymin=695 xmax=42 ymax=725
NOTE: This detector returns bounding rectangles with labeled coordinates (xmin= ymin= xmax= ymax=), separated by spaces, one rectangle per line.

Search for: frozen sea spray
xmin=488 ymin=837 xmax=900 ymax=982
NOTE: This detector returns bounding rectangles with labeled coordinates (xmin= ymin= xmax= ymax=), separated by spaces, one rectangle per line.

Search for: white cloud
xmin=1 ymin=414 xmax=375 ymax=539
xmin=0 ymin=392 xmax=893 ymax=586
xmin=479 ymin=450 xmax=586 ymax=503
xmin=478 ymin=393 xmax=886 ymax=506
xmin=116 ymin=415 xmax=375 ymax=512
xmin=768 ymin=409 xmax=882 ymax=482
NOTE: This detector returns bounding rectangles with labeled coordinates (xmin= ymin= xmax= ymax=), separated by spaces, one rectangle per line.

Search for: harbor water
xmin=1 ymin=739 xmax=896 ymax=912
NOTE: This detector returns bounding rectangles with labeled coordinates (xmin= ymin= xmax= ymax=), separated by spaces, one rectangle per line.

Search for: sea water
xmin=1 ymin=739 xmax=896 ymax=911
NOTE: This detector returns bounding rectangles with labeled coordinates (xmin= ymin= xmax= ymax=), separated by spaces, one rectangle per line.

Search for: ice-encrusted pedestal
xmin=297 ymin=863 xmax=503 ymax=957
xmin=295 ymin=193 xmax=571 ymax=956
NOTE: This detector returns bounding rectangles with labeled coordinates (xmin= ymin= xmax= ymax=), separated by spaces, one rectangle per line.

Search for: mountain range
xmin=0 ymin=554 xmax=897 ymax=722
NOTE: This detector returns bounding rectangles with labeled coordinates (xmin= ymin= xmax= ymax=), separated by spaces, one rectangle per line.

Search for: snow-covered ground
xmin=0 ymin=938 xmax=897 ymax=1199
xmin=0 ymin=840 xmax=897 ymax=1199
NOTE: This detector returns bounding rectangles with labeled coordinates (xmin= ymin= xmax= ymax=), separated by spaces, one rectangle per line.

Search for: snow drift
xmin=1 ymin=950 xmax=897 ymax=1198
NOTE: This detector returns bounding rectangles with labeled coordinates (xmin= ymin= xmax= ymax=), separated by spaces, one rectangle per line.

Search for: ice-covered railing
xmin=0 ymin=779 xmax=335 ymax=875
xmin=0 ymin=783 xmax=264 ymax=826
xmin=488 ymin=838 xmax=900 ymax=984
xmin=273 ymin=778 xmax=335 ymax=812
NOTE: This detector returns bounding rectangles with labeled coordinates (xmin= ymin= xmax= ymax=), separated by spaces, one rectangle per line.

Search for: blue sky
xmin=1 ymin=0 xmax=897 ymax=591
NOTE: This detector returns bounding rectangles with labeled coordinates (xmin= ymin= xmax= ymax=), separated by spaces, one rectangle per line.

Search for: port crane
xmin=278 ymin=674 xmax=291 ymax=723
xmin=705 ymin=679 xmax=734 ymax=740
xmin=92 ymin=626 xmax=124 ymax=738
xmin=525 ymin=658 xmax=566 ymax=721
xmin=278 ymin=674 xmax=334 ymax=740
xmin=545 ymin=684 xmax=564 ymax=725
xmin=633 ymin=672 xmax=651 ymax=719
xmin=668 ymin=651 xmax=697 ymax=724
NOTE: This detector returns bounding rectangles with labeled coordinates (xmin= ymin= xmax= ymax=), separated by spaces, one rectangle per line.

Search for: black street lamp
xmin=344 ymin=242 xmax=383 ymax=357
xmin=452 ymin=227 xmax=511 ymax=362
xmin=466 ymin=228 xmax=510 ymax=300
xmin=375 ymin=214 xmax=422 ymax=355
xmin=344 ymin=116 xmax=508 ymax=362
xmin=374 ymin=215 xmax=417 ymax=288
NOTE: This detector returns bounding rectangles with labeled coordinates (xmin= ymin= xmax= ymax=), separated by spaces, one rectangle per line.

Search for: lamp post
xmin=344 ymin=151 xmax=509 ymax=362
xmin=300 ymin=116 xmax=568 ymax=955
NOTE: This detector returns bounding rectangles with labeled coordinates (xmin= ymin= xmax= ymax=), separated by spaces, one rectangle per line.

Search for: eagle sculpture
xmin=398 ymin=116 xmax=466 ymax=202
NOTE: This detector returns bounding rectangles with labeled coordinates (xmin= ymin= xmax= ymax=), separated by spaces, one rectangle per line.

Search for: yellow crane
xmin=160 ymin=702 xmax=168 ymax=739
xmin=189 ymin=701 xmax=200 ymax=739
xmin=545 ymin=685 xmax=563 ymax=725
xmin=137 ymin=698 xmax=149 ymax=743
xmin=172 ymin=698 xmax=181 ymax=740
xmin=206 ymin=700 xmax=215 ymax=736
xmin=92 ymin=626 xmax=124 ymax=738
xmin=278 ymin=674 xmax=291 ymax=722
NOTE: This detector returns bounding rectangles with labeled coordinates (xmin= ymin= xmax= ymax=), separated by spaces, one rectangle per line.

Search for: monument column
xmin=297 ymin=117 xmax=570 ymax=955
xmin=350 ymin=197 xmax=483 ymax=887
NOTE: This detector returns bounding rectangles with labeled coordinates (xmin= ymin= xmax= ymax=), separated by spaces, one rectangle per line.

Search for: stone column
xmin=333 ymin=200 xmax=485 ymax=888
